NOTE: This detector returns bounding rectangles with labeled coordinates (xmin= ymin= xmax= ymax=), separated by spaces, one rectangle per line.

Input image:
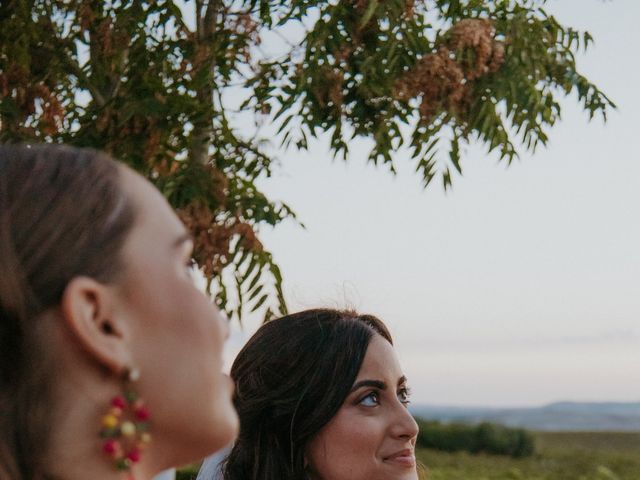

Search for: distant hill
xmin=411 ymin=402 xmax=640 ymax=431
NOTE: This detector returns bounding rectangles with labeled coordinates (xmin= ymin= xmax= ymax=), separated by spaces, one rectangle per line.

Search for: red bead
xmin=126 ymin=447 xmax=141 ymax=463
xmin=134 ymin=405 xmax=150 ymax=421
xmin=111 ymin=396 xmax=127 ymax=409
xmin=103 ymin=439 xmax=120 ymax=457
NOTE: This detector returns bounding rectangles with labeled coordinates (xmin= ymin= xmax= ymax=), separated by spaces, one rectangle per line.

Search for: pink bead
xmin=134 ymin=405 xmax=150 ymax=421
xmin=111 ymin=396 xmax=127 ymax=409
xmin=109 ymin=406 xmax=123 ymax=417
xmin=127 ymin=448 xmax=141 ymax=463
xmin=103 ymin=439 xmax=120 ymax=457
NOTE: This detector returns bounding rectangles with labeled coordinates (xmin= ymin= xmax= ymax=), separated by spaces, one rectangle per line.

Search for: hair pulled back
xmin=0 ymin=144 xmax=135 ymax=479
xmin=222 ymin=308 xmax=392 ymax=480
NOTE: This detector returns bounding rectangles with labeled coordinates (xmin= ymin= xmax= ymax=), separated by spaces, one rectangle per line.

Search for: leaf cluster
xmin=0 ymin=0 xmax=291 ymax=322
xmin=0 ymin=0 xmax=614 ymax=321
xmin=248 ymin=0 xmax=614 ymax=189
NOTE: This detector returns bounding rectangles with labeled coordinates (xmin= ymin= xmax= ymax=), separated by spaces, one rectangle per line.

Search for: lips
xmin=383 ymin=448 xmax=416 ymax=468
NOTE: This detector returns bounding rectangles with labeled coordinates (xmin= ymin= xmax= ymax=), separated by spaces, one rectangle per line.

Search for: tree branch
xmin=190 ymin=0 xmax=224 ymax=164
xmin=43 ymin=14 xmax=107 ymax=108
xmin=202 ymin=0 xmax=222 ymax=40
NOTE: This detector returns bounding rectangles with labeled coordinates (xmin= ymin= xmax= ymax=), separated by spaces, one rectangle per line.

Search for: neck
xmin=43 ymin=368 xmax=159 ymax=480
xmin=39 ymin=321 xmax=190 ymax=479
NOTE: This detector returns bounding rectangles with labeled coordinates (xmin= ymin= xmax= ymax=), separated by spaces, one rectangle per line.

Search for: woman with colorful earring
xmin=0 ymin=144 xmax=238 ymax=480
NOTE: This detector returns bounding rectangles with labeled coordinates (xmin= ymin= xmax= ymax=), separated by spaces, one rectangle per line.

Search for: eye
xmin=397 ymin=386 xmax=412 ymax=406
xmin=185 ymin=258 xmax=197 ymax=278
xmin=359 ymin=391 xmax=380 ymax=407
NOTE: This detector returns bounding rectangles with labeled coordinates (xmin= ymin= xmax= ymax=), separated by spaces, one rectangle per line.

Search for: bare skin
xmin=306 ymin=334 xmax=419 ymax=480
xmin=44 ymin=167 xmax=238 ymax=479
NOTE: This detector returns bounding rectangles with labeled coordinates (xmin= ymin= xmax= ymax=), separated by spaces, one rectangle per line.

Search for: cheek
xmin=131 ymin=268 xmax=222 ymax=350
xmin=153 ymin=287 xmax=223 ymax=374
xmin=308 ymin=410 xmax=385 ymax=479
xmin=125 ymin=271 xmax=225 ymax=401
xmin=127 ymin=278 xmax=235 ymax=445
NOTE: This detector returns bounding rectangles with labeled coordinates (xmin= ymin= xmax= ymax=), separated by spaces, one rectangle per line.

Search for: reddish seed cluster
xmin=394 ymin=18 xmax=506 ymax=122
xmin=177 ymin=201 xmax=263 ymax=278
xmin=100 ymin=393 xmax=152 ymax=473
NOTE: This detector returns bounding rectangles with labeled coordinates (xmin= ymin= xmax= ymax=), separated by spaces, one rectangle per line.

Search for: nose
xmin=390 ymin=402 xmax=419 ymax=440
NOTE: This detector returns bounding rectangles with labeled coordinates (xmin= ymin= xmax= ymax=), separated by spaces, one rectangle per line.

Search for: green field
xmin=418 ymin=432 xmax=640 ymax=480
xmin=177 ymin=432 xmax=640 ymax=480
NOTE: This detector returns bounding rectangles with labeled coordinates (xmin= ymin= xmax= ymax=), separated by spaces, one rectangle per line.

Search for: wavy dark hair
xmin=222 ymin=308 xmax=393 ymax=480
xmin=0 ymin=144 xmax=135 ymax=479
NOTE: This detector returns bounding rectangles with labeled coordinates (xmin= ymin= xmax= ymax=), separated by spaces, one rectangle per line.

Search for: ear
xmin=60 ymin=276 xmax=131 ymax=375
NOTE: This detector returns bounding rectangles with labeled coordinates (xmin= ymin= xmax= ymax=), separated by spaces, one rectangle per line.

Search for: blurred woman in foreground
xmin=0 ymin=144 xmax=238 ymax=479
xmin=198 ymin=308 xmax=419 ymax=480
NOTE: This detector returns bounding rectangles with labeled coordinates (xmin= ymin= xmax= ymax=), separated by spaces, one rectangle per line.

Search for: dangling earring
xmin=99 ymin=367 xmax=152 ymax=474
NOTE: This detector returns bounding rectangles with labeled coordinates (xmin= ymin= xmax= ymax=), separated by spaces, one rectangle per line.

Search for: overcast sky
xmin=218 ymin=0 xmax=640 ymax=407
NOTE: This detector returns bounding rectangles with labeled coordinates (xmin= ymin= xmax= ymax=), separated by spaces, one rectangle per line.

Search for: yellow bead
xmin=121 ymin=421 xmax=136 ymax=438
xmin=141 ymin=432 xmax=152 ymax=444
xmin=102 ymin=414 xmax=119 ymax=429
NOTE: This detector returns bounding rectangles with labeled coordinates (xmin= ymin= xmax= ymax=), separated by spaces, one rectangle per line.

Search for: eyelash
xmin=185 ymin=258 xmax=196 ymax=277
xmin=358 ymin=387 xmax=412 ymax=407
xmin=398 ymin=386 xmax=412 ymax=405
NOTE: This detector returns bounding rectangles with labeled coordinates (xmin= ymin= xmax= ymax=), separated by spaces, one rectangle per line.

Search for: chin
xmin=209 ymin=404 xmax=239 ymax=450
xmin=380 ymin=466 xmax=419 ymax=480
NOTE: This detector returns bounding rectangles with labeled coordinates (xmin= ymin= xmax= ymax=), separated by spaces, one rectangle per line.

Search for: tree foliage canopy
xmin=0 ymin=0 xmax=614 ymax=321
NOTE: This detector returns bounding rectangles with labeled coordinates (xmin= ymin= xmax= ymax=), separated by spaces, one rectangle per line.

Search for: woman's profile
xmin=199 ymin=308 xmax=419 ymax=480
xmin=0 ymin=144 xmax=238 ymax=479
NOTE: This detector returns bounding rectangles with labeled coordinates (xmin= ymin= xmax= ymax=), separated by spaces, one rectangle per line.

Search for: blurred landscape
xmin=418 ymin=431 xmax=640 ymax=480
xmin=178 ymin=429 xmax=640 ymax=480
xmin=408 ymin=402 xmax=640 ymax=479
xmin=412 ymin=401 xmax=640 ymax=432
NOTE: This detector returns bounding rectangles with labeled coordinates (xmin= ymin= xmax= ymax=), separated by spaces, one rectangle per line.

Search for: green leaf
xmin=359 ymin=0 xmax=379 ymax=30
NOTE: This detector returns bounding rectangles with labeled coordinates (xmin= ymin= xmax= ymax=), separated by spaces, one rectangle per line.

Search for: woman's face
xmin=306 ymin=334 xmax=419 ymax=480
xmin=115 ymin=168 xmax=238 ymax=462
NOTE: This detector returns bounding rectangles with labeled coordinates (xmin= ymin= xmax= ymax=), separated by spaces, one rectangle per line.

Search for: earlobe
xmin=60 ymin=276 xmax=131 ymax=375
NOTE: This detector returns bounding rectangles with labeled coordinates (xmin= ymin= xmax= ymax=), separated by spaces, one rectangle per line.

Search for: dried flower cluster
xmin=394 ymin=18 xmax=505 ymax=121
xmin=178 ymin=202 xmax=262 ymax=278
xmin=78 ymin=5 xmax=130 ymax=58
xmin=313 ymin=67 xmax=345 ymax=109
xmin=227 ymin=12 xmax=261 ymax=61
xmin=353 ymin=0 xmax=416 ymax=16
xmin=78 ymin=2 xmax=96 ymax=31
xmin=394 ymin=46 xmax=466 ymax=120
xmin=449 ymin=18 xmax=504 ymax=79
xmin=0 ymin=65 xmax=64 ymax=136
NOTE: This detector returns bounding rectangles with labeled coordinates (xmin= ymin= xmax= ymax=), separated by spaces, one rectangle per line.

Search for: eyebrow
xmin=350 ymin=375 xmax=407 ymax=393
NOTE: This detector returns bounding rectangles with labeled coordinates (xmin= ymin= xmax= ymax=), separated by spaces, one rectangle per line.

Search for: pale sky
xmin=218 ymin=0 xmax=640 ymax=407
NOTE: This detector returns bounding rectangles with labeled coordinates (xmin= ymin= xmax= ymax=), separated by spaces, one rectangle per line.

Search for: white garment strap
xmin=153 ymin=469 xmax=176 ymax=480
xmin=196 ymin=446 xmax=231 ymax=480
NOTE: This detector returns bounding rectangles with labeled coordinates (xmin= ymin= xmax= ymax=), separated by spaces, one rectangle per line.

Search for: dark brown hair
xmin=222 ymin=308 xmax=392 ymax=480
xmin=0 ymin=144 xmax=135 ymax=479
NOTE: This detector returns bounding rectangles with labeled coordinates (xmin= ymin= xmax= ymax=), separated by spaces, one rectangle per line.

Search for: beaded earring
xmin=99 ymin=367 xmax=152 ymax=475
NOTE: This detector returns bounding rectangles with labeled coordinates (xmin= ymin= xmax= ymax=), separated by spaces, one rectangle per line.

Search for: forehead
xmin=119 ymin=166 xmax=185 ymax=244
xmin=356 ymin=334 xmax=403 ymax=382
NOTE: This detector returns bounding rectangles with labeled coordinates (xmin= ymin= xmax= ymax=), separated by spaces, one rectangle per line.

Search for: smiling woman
xmin=199 ymin=308 xmax=419 ymax=480
xmin=305 ymin=333 xmax=419 ymax=479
